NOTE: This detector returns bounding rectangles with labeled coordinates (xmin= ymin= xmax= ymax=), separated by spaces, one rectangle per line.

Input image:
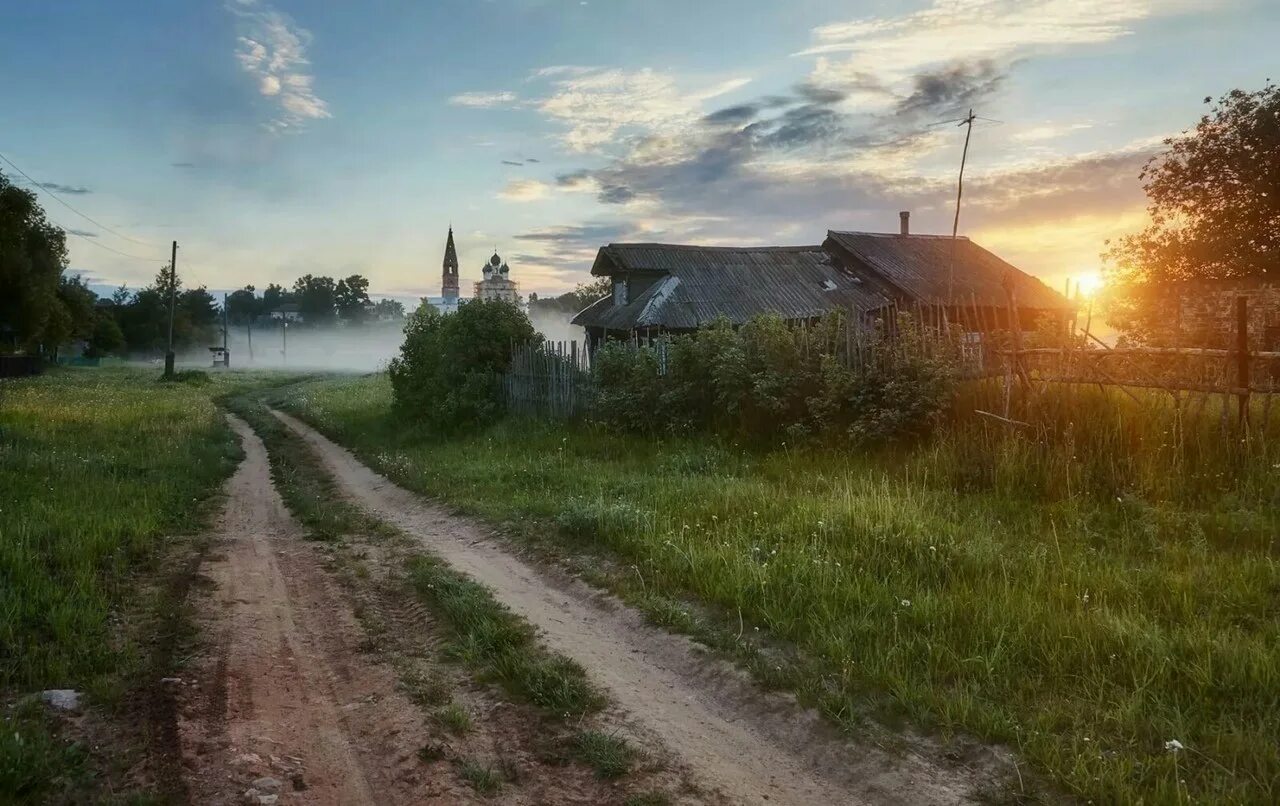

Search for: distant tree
xmin=226 ymin=285 xmax=259 ymax=325
xmin=335 ymin=274 xmax=371 ymax=324
xmin=373 ymin=298 xmax=405 ymax=320
xmin=84 ymin=313 xmax=125 ymax=358
xmin=1105 ymin=81 xmax=1280 ymax=340
xmin=0 ymin=170 xmax=69 ymax=352
xmin=262 ymin=283 xmax=289 ymax=313
xmin=57 ymin=274 xmax=99 ymax=341
xmin=292 ymin=274 xmax=337 ymax=325
xmin=528 ymin=276 xmax=612 ymax=316
xmin=111 ymin=285 xmax=130 ymax=306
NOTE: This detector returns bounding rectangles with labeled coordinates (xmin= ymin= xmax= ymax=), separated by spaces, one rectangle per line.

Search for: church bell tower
xmin=442 ymin=227 xmax=460 ymax=302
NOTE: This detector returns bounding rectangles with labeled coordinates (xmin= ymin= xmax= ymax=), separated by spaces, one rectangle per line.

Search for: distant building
xmin=473 ymin=252 xmax=520 ymax=304
xmin=442 ymin=226 xmax=460 ymax=304
xmin=269 ymin=303 xmax=303 ymax=323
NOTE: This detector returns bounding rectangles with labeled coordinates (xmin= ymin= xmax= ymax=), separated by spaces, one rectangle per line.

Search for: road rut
xmin=274 ymin=409 xmax=994 ymax=806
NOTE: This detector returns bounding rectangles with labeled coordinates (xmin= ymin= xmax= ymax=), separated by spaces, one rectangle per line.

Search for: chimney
xmin=899 ymin=211 xmax=910 ymax=236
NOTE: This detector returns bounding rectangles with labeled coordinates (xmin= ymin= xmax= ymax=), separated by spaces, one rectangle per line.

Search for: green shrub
xmin=388 ymin=300 xmax=539 ymax=430
xmin=590 ymin=313 xmax=956 ymax=445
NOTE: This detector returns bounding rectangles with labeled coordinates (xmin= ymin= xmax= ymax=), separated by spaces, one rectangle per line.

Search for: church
xmin=424 ymin=227 xmax=521 ymax=313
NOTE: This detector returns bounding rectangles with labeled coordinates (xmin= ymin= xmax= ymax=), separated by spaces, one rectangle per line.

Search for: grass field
xmin=0 ymin=367 xmax=299 ymax=801
xmin=276 ymin=372 xmax=1280 ymax=805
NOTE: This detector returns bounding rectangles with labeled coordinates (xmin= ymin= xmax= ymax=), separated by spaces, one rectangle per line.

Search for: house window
xmin=613 ymin=278 xmax=628 ymax=306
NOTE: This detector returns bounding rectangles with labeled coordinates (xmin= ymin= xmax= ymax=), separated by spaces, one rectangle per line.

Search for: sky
xmin=2 ymin=0 xmax=1276 ymax=303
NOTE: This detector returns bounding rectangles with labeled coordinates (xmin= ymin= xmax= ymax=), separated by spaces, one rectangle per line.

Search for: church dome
xmin=499 ymin=263 xmax=509 ymax=274
xmin=489 ymin=252 xmax=502 ymax=267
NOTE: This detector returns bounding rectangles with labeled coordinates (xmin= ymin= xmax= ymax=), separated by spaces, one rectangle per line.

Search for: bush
xmin=589 ymin=313 xmax=956 ymax=445
xmin=388 ymin=300 xmax=539 ymax=430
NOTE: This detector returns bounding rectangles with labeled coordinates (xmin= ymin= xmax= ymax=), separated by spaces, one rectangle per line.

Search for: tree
xmin=226 ymin=285 xmax=259 ymax=325
xmin=262 ymin=283 xmax=289 ymax=313
xmin=335 ymin=274 xmax=371 ymax=324
xmin=57 ymin=274 xmax=99 ymax=341
xmin=84 ymin=313 xmax=125 ymax=358
xmin=373 ymin=298 xmax=405 ymax=321
xmin=0 ymin=170 xmax=69 ymax=352
xmin=389 ymin=299 xmax=540 ymax=428
xmin=1105 ymin=82 xmax=1280 ymax=339
xmin=292 ymin=274 xmax=337 ymax=325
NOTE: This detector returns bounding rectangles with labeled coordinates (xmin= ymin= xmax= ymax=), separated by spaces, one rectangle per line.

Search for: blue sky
xmin=2 ymin=0 xmax=1275 ymax=302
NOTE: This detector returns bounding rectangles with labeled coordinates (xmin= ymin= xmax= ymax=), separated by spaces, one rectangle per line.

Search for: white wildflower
xmin=1165 ymin=739 xmax=1184 ymax=753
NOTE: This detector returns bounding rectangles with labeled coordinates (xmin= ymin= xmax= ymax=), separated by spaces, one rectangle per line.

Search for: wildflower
xmin=1165 ymin=739 xmax=1184 ymax=753
xmin=900 ymin=599 xmax=911 ymax=607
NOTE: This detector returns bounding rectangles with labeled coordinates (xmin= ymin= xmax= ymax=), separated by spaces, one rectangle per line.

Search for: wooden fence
xmin=503 ymin=295 xmax=1279 ymax=426
xmin=503 ymin=339 xmax=593 ymax=418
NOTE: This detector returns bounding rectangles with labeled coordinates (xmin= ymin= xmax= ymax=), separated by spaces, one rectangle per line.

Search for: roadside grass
xmin=457 ymin=759 xmax=505 ymax=795
xmin=435 ymin=701 xmax=473 ymax=735
xmin=572 ymin=730 xmax=636 ymax=779
xmin=276 ymin=372 xmax=1280 ymax=805
xmin=0 ymin=367 xmax=303 ymax=802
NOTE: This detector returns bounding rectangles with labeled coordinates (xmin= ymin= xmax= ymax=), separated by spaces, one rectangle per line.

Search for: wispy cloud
xmin=498 ymin=179 xmax=551 ymax=201
xmin=228 ymin=0 xmax=330 ymax=132
xmin=38 ymin=181 xmax=91 ymax=195
xmin=67 ymin=228 xmax=98 ymax=238
xmin=535 ymin=68 xmax=752 ymax=153
xmin=449 ymin=90 xmax=519 ymax=108
xmin=802 ymin=0 xmax=1161 ymax=83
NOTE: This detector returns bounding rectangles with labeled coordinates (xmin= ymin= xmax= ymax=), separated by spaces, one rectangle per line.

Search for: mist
xmin=184 ymin=309 xmax=586 ymax=373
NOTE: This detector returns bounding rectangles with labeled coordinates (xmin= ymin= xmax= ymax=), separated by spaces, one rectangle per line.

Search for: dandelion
xmin=1165 ymin=739 xmax=1184 ymax=753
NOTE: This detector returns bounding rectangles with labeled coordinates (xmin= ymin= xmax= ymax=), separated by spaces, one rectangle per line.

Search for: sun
xmin=1075 ymin=272 xmax=1105 ymax=297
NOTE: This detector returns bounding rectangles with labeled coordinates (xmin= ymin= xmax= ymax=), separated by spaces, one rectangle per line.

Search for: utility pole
xmin=164 ymin=240 xmax=178 ymax=377
xmin=947 ymin=109 xmax=977 ymax=306
xmin=222 ymin=292 xmax=230 ymax=368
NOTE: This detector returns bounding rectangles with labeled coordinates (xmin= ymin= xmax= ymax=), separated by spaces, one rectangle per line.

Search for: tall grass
xmin=279 ymin=373 xmax=1280 ymax=804
xmin=0 ymin=367 xmax=296 ymax=800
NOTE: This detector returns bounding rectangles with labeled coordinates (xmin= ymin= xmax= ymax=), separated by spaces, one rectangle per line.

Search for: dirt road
xmin=274 ymin=410 xmax=1001 ymax=806
xmin=176 ymin=415 xmax=478 ymax=804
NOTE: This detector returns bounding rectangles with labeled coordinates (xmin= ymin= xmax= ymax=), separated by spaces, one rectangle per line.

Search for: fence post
xmin=1237 ymin=295 xmax=1250 ymax=428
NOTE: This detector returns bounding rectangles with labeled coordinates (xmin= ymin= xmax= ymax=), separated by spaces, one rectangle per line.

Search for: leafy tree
xmin=373 ymin=298 xmax=405 ymax=320
xmin=389 ymin=299 xmax=540 ymax=429
xmin=84 ymin=313 xmax=125 ymax=358
xmin=292 ymin=274 xmax=337 ymax=325
xmin=0 ymin=170 xmax=69 ymax=352
xmin=262 ymin=283 xmax=289 ymax=313
xmin=226 ymin=285 xmax=258 ymax=325
xmin=335 ymin=274 xmax=371 ymax=324
xmin=527 ymin=276 xmax=612 ymax=316
xmin=56 ymin=274 xmax=99 ymax=340
xmin=1105 ymin=82 xmax=1280 ymax=340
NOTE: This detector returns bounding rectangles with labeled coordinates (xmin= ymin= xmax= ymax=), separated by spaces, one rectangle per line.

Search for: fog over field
xmin=185 ymin=308 xmax=585 ymax=373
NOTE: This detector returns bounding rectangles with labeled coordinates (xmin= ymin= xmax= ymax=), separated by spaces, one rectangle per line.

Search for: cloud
xmin=513 ymin=222 xmax=630 ymax=244
xmin=67 ymin=228 xmax=98 ymax=238
xmin=501 ymin=159 xmax=525 ymax=166
xmin=801 ymin=0 xmax=1162 ymax=83
xmin=535 ymin=67 xmax=752 ymax=153
xmin=449 ymin=91 xmax=519 ymax=108
xmin=895 ymin=60 xmax=1005 ymax=119
xmin=1011 ymin=122 xmax=1095 ymax=143
xmin=228 ymin=0 xmax=330 ymax=132
xmin=37 ymin=182 xmax=91 ymax=195
xmin=498 ymin=179 xmax=551 ymax=201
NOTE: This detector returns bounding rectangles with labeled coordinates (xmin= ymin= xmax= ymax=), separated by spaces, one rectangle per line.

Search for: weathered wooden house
xmin=572 ymin=214 xmax=1073 ymax=345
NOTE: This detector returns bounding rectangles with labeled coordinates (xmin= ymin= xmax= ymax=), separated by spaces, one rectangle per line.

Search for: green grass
xmin=277 ymin=372 xmax=1280 ymax=805
xmin=572 ymin=730 xmax=636 ymax=779
xmin=0 ymin=367 xmax=305 ymax=802
xmin=435 ymin=701 xmax=473 ymax=735
xmin=457 ymin=759 xmax=504 ymax=795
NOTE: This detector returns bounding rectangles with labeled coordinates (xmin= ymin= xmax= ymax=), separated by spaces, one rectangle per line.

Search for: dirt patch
xmin=275 ymin=409 xmax=1011 ymax=806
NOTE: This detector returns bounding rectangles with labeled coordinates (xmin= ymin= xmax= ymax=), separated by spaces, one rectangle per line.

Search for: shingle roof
xmin=572 ymin=243 xmax=891 ymax=331
xmin=825 ymin=231 xmax=1071 ymax=311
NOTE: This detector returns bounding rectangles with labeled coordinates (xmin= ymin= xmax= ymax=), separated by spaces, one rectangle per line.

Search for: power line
xmin=0 ymin=149 xmax=158 ymax=248
xmin=62 ymin=227 xmax=167 ymax=262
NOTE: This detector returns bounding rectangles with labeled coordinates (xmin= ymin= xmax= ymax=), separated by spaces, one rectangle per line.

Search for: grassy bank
xmin=277 ymin=372 xmax=1280 ymax=805
xmin=0 ymin=367 xmax=300 ymax=801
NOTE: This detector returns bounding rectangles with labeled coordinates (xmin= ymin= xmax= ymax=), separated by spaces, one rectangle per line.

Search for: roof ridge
xmin=606 ymin=242 xmax=824 ymax=252
xmin=828 ymin=230 xmax=971 ymax=241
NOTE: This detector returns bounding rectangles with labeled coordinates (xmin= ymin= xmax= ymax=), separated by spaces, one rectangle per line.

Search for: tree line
xmin=0 ymin=169 xmax=405 ymax=358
